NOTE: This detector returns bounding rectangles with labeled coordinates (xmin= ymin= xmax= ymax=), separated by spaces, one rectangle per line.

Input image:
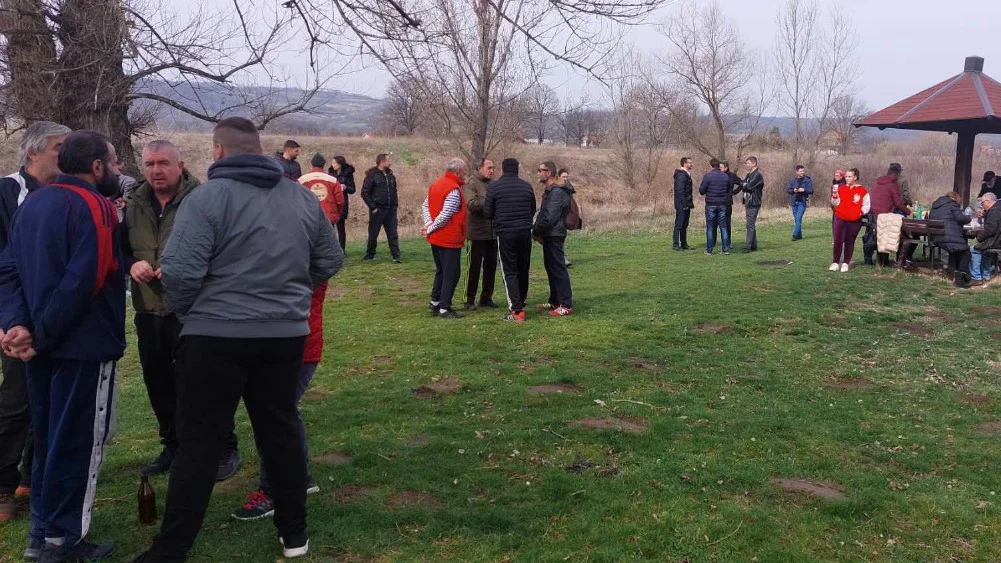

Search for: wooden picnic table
xmin=899 ymin=218 xmax=983 ymax=269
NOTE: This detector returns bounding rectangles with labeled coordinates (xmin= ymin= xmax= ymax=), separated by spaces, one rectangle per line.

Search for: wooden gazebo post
xmin=954 ymin=130 xmax=975 ymax=205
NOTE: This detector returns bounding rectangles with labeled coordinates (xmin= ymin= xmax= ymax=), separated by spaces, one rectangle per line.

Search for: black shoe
xmin=462 ymin=302 xmax=478 ymax=311
xmin=280 ymin=531 xmax=310 ymax=558
xmin=565 ymin=262 xmax=572 ymax=268
xmin=39 ymin=540 xmax=115 ymax=562
xmin=392 ymin=257 xmax=402 ymax=264
xmin=438 ymin=309 xmax=463 ymax=319
xmin=478 ymin=299 xmax=500 ymax=308
xmin=428 ymin=303 xmax=440 ymax=316
xmin=142 ymin=448 xmax=175 ymax=476
xmin=681 ymin=245 xmax=692 ymax=250
xmin=741 ymin=248 xmax=753 ymax=254
xmin=362 ymin=255 xmax=375 ymax=261
xmin=216 ymin=450 xmax=241 ymax=482
xmin=673 ymin=246 xmax=682 ymax=251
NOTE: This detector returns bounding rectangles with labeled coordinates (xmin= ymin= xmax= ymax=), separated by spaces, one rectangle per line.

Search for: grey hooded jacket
xmin=161 ymin=153 xmax=343 ymax=338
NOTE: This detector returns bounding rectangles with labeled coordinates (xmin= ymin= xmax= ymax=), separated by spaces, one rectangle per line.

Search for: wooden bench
xmin=900 ymin=219 xmax=946 ymax=268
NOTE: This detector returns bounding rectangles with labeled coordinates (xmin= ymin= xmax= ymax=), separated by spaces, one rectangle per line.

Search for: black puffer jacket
xmin=330 ymin=164 xmax=356 ymax=220
xmin=533 ymin=181 xmax=574 ymax=238
xmin=361 ymin=167 xmax=398 ymax=209
xmin=699 ymin=170 xmax=732 ymax=206
xmin=274 ymin=152 xmax=302 ymax=181
xmin=929 ymin=195 xmax=970 ymax=253
xmin=673 ymin=168 xmax=694 ymax=210
xmin=483 ymin=172 xmax=536 ymax=237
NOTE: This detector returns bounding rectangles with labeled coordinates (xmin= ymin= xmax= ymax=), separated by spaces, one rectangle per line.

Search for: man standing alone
xmin=533 ymin=161 xmax=573 ymax=317
xmin=463 ymin=159 xmax=498 ymax=309
xmin=672 ymin=157 xmax=694 ymax=251
xmin=484 ymin=159 xmax=536 ymax=322
xmin=786 ymin=165 xmax=813 ymax=241
xmin=362 ymin=153 xmax=401 ymax=262
xmin=741 ymin=156 xmax=765 ymax=253
xmin=422 ymin=159 xmax=468 ymax=319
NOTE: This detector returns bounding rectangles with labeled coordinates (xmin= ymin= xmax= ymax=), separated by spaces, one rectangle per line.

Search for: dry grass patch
xmin=973 ymin=421 xmax=1001 ymax=435
xmin=528 ymin=383 xmax=583 ymax=395
xmin=331 ymin=485 xmax=377 ymax=504
xmin=696 ymin=322 xmax=732 ymax=335
xmin=386 ymin=491 xmax=443 ymax=509
xmin=571 ymin=416 xmax=648 ymax=434
xmin=316 ymin=451 xmax=354 ymax=466
xmin=770 ymin=478 xmax=846 ymax=500
xmin=413 ymin=377 xmax=462 ymax=398
xmin=891 ymin=321 xmax=934 ymax=337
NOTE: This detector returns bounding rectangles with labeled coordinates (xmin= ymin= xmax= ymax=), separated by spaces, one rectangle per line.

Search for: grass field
xmin=4 ymin=216 xmax=1001 ymax=562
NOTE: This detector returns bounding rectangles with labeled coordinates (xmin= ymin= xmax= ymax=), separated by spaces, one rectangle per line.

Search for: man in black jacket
xmin=361 ymin=153 xmax=401 ymax=262
xmin=484 ymin=159 xmax=536 ymax=322
xmin=741 ymin=156 xmax=765 ymax=253
xmin=971 ymin=192 xmax=1000 ymax=285
xmin=463 ymin=159 xmax=498 ymax=309
xmin=699 ymin=158 xmax=732 ymax=255
xmin=275 ymin=140 xmax=302 ymax=181
xmin=672 ymin=157 xmax=694 ymax=250
xmin=533 ymin=160 xmax=573 ymax=317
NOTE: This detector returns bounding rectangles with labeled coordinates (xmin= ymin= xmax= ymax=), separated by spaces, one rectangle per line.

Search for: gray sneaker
xmin=24 ymin=538 xmax=44 ymax=561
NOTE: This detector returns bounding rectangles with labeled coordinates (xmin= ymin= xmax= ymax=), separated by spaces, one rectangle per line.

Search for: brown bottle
xmin=138 ymin=474 xmax=157 ymax=525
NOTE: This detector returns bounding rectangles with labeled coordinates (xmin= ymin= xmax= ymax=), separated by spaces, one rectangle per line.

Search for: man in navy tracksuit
xmin=0 ymin=130 xmax=126 ymax=562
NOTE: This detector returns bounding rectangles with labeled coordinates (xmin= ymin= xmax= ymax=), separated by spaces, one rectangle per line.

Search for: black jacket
xmin=979 ymin=181 xmax=1001 ymax=199
xmin=484 ymin=173 xmax=536 ymax=237
xmin=275 ymin=153 xmax=302 ymax=181
xmin=361 ymin=167 xmax=398 ymax=209
xmin=698 ymin=169 xmax=732 ymax=206
xmin=331 ymin=164 xmax=356 ymax=220
xmin=533 ymin=182 xmax=573 ymax=238
xmin=742 ymin=168 xmax=765 ymax=207
xmin=673 ymin=168 xmax=694 ymax=210
xmin=929 ymin=196 xmax=970 ymax=254
xmin=976 ymin=204 xmax=1001 ymax=252
xmin=0 ymin=168 xmax=42 ymax=252
xmin=726 ymin=171 xmax=743 ymax=205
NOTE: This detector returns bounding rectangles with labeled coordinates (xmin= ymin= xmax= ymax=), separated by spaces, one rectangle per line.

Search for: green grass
xmin=4 ymin=217 xmax=1001 ymax=562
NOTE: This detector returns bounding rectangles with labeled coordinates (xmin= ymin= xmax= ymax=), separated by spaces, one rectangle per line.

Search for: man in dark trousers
xmin=463 ymin=159 xmax=499 ymax=309
xmin=361 ymin=153 xmax=401 ymax=262
xmin=123 ymin=140 xmax=241 ymax=481
xmin=699 ymin=158 xmax=732 ymax=255
xmin=422 ymin=158 xmax=468 ymax=319
xmin=133 ymin=117 xmax=342 ymax=562
xmin=0 ymin=121 xmax=70 ymax=529
xmin=672 ymin=156 xmax=694 ymax=250
xmin=275 ymin=140 xmax=302 ymax=181
xmin=741 ymin=156 xmax=765 ymax=253
xmin=786 ymin=164 xmax=814 ymax=241
xmin=484 ymin=159 xmax=536 ymax=323
xmin=864 ymin=163 xmax=910 ymax=266
xmin=533 ymin=160 xmax=573 ymax=317
xmin=0 ymin=130 xmax=126 ymax=562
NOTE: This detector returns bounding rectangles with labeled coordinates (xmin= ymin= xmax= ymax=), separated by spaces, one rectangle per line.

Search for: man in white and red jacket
xmin=299 ymin=154 xmax=344 ymax=232
xmin=422 ymin=158 xmax=468 ymax=319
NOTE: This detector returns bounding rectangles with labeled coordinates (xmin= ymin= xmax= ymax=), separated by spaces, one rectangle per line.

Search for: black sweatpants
xmin=498 ymin=235 xmax=532 ymax=313
xmin=335 ymin=218 xmax=347 ymax=250
xmin=365 ymin=207 xmax=400 ymax=259
xmin=672 ymin=208 xmax=690 ymax=249
xmin=0 ymin=355 xmax=31 ymax=494
xmin=430 ymin=245 xmax=462 ymax=312
xmin=135 ymin=314 xmax=236 ymax=455
xmin=543 ymin=236 xmax=573 ymax=309
xmin=149 ymin=336 xmax=308 ymax=561
xmin=466 ymin=239 xmax=497 ymax=304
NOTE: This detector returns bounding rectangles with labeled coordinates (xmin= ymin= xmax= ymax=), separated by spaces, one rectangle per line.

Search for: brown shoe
xmin=0 ymin=492 xmax=14 ymax=521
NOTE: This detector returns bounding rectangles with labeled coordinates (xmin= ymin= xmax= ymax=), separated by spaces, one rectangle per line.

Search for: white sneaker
xmin=840 ymin=263 xmax=850 ymax=272
xmin=829 ymin=263 xmax=839 ymax=272
xmin=280 ymin=537 xmax=309 ymax=558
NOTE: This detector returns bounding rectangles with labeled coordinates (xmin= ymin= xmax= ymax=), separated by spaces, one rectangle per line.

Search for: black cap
xmin=501 ymin=158 xmax=519 ymax=174
xmin=310 ymin=153 xmax=326 ymax=168
xmin=889 ymin=162 xmax=902 ymax=172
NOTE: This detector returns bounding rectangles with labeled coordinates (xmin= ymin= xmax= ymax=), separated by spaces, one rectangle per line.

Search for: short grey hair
xmin=19 ymin=121 xmax=71 ymax=168
xmin=981 ymin=192 xmax=998 ymax=202
xmin=143 ymin=139 xmax=182 ymax=162
xmin=446 ymin=158 xmax=467 ymax=174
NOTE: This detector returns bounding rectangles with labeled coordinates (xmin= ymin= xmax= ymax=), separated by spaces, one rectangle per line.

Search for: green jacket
xmin=123 ymin=170 xmax=201 ymax=315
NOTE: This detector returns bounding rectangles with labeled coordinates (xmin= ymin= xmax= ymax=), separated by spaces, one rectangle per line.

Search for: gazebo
xmin=855 ymin=56 xmax=1001 ymax=206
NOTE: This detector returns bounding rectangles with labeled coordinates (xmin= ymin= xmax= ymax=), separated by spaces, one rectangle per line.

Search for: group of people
xmin=420 ymin=157 xmax=576 ymax=321
xmin=0 ymin=119 xmax=344 ymax=562
xmin=673 ymin=156 xmax=765 ymax=255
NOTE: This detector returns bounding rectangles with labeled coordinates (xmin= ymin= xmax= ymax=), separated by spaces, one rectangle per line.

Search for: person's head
xmin=709 ymin=157 xmax=720 ymax=170
xmin=477 ymin=158 xmax=495 ymax=179
xmin=501 ymin=158 xmax=519 ymax=175
xmin=719 ymin=160 xmax=730 ymax=172
xmin=141 ymin=140 xmax=184 ymax=196
xmin=680 ymin=156 xmax=692 ymax=170
xmin=945 ymin=191 xmax=962 ymax=204
xmin=558 ymin=168 xmax=569 ymax=181
xmin=888 ymin=162 xmax=902 ymax=178
xmin=282 ymin=140 xmax=301 ymax=159
xmin=310 ymin=153 xmax=326 ymax=170
xmin=834 ymin=169 xmax=845 ymax=182
xmin=332 ymin=155 xmax=347 ymax=173
xmin=376 ymin=153 xmax=391 ymax=170
xmin=845 ymin=168 xmax=860 ymax=185
xmin=795 ymin=165 xmax=806 ymax=179
xmin=20 ymin=121 xmax=71 ymax=184
xmin=985 ymin=171 xmax=996 ymax=184
xmin=445 ymin=157 xmax=467 ymax=180
xmin=58 ymin=130 xmax=119 ymax=196
xmin=980 ymin=192 xmax=998 ymax=210
xmin=537 ymin=160 xmax=557 ymax=184
xmin=745 ymin=156 xmax=758 ymax=171
xmin=212 ymin=117 xmax=263 ymax=161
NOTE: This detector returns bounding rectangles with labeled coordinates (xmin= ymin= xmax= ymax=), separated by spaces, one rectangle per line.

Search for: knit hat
xmin=889 ymin=162 xmax=903 ymax=172
xmin=835 ymin=169 xmax=846 ymax=177
xmin=310 ymin=153 xmax=326 ymax=168
xmin=501 ymin=158 xmax=519 ymax=174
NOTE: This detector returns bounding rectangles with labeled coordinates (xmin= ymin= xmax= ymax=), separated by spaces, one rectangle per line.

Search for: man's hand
xmin=130 ymin=260 xmax=156 ymax=284
xmin=2 ymin=326 xmax=33 ymax=358
xmin=420 ymin=227 xmax=428 ymax=238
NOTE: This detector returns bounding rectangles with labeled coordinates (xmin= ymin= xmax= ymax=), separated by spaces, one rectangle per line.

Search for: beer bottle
xmin=138 ymin=474 xmax=157 ymax=525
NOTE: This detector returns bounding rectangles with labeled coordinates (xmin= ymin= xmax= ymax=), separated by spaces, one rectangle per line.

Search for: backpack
xmin=565 ymin=194 xmax=583 ymax=230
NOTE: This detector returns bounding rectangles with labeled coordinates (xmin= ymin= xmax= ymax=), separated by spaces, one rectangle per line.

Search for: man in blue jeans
xmin=699 ymin=158 xmax=732 ymax=255
xmin=971 ymin=192 xmax=1000 ymax=285
xmin=786 ymin=165 xmax=813 ymax=241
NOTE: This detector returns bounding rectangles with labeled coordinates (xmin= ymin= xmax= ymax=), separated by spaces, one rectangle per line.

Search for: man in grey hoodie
xmin=134 ymin=117 xmax=342 ymax=562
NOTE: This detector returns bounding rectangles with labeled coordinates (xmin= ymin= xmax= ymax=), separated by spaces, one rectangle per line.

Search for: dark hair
xmin=213 ymin=117 xmax=262 ymax=155
xmin=501 ymin=158 xmax=519 ymax=174
xmin=848 ymin=167 xmax=861 ymax=182
xmin=709 ymin=158 xmax=720 ymax=169
xmin=557 ymin=168 xmax=569 ymax=176
xmin=985 ymin=171 xmax=996 ymax=182
xmin=720 ymin=160 xmax=730 ymax=170
xmin=746 ymin=156 xmax=758 ymax=165
xmin=332 ymin=155 xmax=348 ymax=169
xmin=540 ymin=160 xmax=557 ymax=176
xmin=283 ymin=139 xmax=300 ymax=149
xmin=680 ymin=156 xmax=691 ymax=166
xmin=795 ymin=165 xmax=805 ymax=171
xmin=58 ymin=130 xmax=112 ymax=175
xmin=376 ymin=153 xmax=389 ymax=166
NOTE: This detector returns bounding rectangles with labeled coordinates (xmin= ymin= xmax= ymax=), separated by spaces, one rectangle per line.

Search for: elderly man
xmin=422 ymin=158 xmax=468 ymax=319
xmin=971 ymin=192 xmax=1001 ymax=285
xmin=462 ymin=159 xmax=498 ymax=309
xmin=0 ymin=122 xmax=71 ymax=527
xmin=0 ymin=130 xmax=126 ymax=561
xmin=123 ymin=140 xmax=240 ymax=480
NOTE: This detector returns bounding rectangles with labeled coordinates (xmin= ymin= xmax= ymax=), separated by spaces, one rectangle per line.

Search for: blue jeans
xmin=970 ymin=247 xmax=994 ymax=281
xmin=705 ymin=205 xmax=730 ymax=253
xmin=792 ymin=201 xmax=807 ymax=238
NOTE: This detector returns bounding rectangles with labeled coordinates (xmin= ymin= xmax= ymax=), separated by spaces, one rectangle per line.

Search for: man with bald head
xmin=134 ymin=117 xmax=342 ymax=561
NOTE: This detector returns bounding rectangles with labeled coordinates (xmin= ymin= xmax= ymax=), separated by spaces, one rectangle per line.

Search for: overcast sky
xmin=311 ymin=0 xmax=1000 ymax=115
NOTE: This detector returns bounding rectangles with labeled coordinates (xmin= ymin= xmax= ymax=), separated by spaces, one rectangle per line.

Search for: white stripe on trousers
xmin=496 ymin=237 xmax=513 ymax=311
xmin=81 ymin=361 xmax=115 ymax=541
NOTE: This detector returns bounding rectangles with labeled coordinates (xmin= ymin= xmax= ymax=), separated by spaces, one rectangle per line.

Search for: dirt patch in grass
xmin=528 ymin=383 xmax=583 ymax=395
xmin=386 ymin=491 xmax=443 ymax=509
xmin=959 ymin=393 xmax=993 ymax=406
xmin=696 ymin=322 xmax=732 ymax=335
xmin=331 ymin=485 xmax=377 ymax=504
xmin=891 ymin=321 xmax=934 ymax=337
xmin=564 ymin=458 xmax=595 ymax=474
xmin=571 ymin=416 xmax=648 ymax=434
xmin=303 ymin=386 xmax=335 ymax=401
xmin=627 ymin=357 xmax=659 ymax=370
xmin=973 ymin=421 xmax=1001 ymax=435
xmin=968 ymin=305 xmax=1001 ymax=316
xmin=413 ymin=377 xmax=462 ymax=398
xmin=404 ymin=434 xmax=432 ymax=447
xmin=925 ymin=307 xmax=958 ymax=323
xmin=315 ymin=451 xmax=354 ymax=466
xmin=771 ymin=478 xmax=846 ymax=500
xmin=756 ymin=260 xmax=792 ymax=266
xmin=821 ymin=314 xmax=850 ymax=327
xmin=826 ymin=377 xmax=874 ymax=390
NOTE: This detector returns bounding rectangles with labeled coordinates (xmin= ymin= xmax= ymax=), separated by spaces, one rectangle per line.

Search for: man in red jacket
xmin=299 ymin=153 xmax=345 ymax=235
xmin=422 ymin=158 xmax=468 ymax=319
xmin=864 ymin=164 xmax=911 ymax=266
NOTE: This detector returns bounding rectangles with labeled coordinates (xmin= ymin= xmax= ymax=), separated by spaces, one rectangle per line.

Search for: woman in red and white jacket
xmin=830 ymin=168 xmax=870 ymax=272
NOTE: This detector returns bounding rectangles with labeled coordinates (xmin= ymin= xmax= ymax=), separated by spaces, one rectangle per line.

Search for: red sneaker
xmin=549 ymin=306 xmax=572 ymax=317
xmin=503 ymin=311 xmax=526 ymax=323
xmin=14 ymin=485 xmax=30 ymax=497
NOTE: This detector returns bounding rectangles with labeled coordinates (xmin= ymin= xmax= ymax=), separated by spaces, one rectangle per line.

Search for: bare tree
xmin=606 ymin=55 xmax=670 ymax=190
xmin=830 ymin=93 xmax=867 ymax=154
xmin=383 ymin=78 xmax=425 ymax=135
xmin=525 ymin=84 xmax=559 ymax=145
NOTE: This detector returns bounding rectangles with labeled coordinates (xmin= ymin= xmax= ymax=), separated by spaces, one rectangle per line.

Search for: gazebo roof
xmin=855 ymin=56 xmax=1001 ymax=134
